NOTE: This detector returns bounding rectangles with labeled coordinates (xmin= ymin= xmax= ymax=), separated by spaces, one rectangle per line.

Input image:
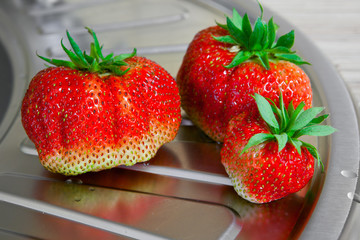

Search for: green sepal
xmin=60 ymin=39 xmax=88 ymax=69
xmin=249 ymin=18 xmax=266 ymax=51
xmin=226 ymin=16 xmax=249 ymax=49
xmin=241 ymin=133 xmax=275 ymax=154
xmin=242 ymin=13 xmax=252 ymax=38
xmin=285 ymin=101 xmax=306 ymax=132
xmin=274 ymin=133 xmax=288 ymax=152
xmin=241 ymin=92 xmax=336 ymax=170
xmin=214 ymin=5 xmax=310 ymax=69
xmin=293 ymin=125 xmax=337 ymax=139
xmin=289 ymin=107 xmax=325 ymax=131
xmin=225 ymin=51 xmax=251 ymax=68
xmin=266 ymin=17 xmax=276 ymax=48
xmin=232 ymin=8 xmax=243 ymax=29
xmin=273 ymin=53 xmax=310 ymax=65
xmin=307 ymin=114 xmax=329 ymax=126
xmin=254 ymin=93 xmax=279 ymax=133
xmin=274 ymin=30 xmax=295 ymax=49
xmin=37 ymin=27 xmax=136 ymax=76
xmin=288 ymin=138 xmax=302 ymax=155
xmin=301 ymin=141 xmax=325 ymax=172
xmin=255 ymin=52 xmax=270 ymax=70
xmin=37 ymin=53 xmax=76 ymax=69
xmin=216 ymin=21 xmax=228 ymax=30
xmin=113 ymin=48 xmax=137 ymax=62
xmin=86 ymin=27 xmax=105 ymax=60
xmin=212 ymin=35 xmax=239 ymax=45
xmin=66 ymin=30 xmax=89 ymax=67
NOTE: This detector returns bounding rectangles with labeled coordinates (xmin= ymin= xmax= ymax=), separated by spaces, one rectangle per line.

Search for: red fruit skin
xmin=177 ymin=26 xmax=312 ymax=142
xmin=21 ymin=56 xmax=181 ymax=175
xmin=220 ymin=113 xmax=314 ymax=203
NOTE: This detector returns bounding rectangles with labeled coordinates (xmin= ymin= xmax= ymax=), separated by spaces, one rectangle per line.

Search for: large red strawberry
xmin=21 ymin=28 xmax=181 ymax=176
xmin=176 ymin=6 xmax=312 ymax=142
xmin=221 ymin=93 xmax=336 ymax=203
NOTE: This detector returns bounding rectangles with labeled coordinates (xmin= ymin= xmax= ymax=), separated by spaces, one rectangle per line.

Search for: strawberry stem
xmin=37 ymin=28 xmax=136 ymax=76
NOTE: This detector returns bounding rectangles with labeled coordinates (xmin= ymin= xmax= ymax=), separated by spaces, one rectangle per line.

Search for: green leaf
xmin=267 ymin=46 xmax=294 ymax=54
xmin=275 ymin=30 xmax=295 ymax=49
xmin=278 ymin=92 xmax=289 ymax=131
xmin=241 ymin=133 xmax=275 ymax=154
xmin=216 ymin=21 xmax=228 ymax=30
xmin=255 ymin=52 xmax=270 ymax=70
xmin=249 ymin=19 xmax=266 ymax=50
xmin=104 ymin=53 xmax=114 ymax=61
xmin=86 ymin=27 xmax=105 ymax=60
xmin=254 ymin=93 xmax=279 ymax=132
xmin=61 ymin=39 xmax=88 ymax=69
xmin=37 ymin=27 xmax=136 ymax=76
xmin=104 ymin=65 xmax=130 ymax=76
xmin=212 ymin=35 xmax=239 ymax=45
xmin=83 ymin=51 xmax=94 ymax=64
xmin=89 ymin=42 xmax=99 ymax=62
xmin=289 ymin=138 xmax=302 ymax=155
xmin=242 ymin=13 xmax=252 ymax=38
xmin=294 ymin=125 xmax=337 ymax=138
xmin=232 ymin=8 xmax=243 ymax=28
xmin=288 ymin=101 xmax=295 ymax=117
xmin=224 ymin=51 xmax=251 ymax=68
xmin=89 ymin=58 xmax=100 ymax=72
xmin=213 ymin=5 xmax=311 ymax=69
xmin=37 ymin=54 xmax=76 ymax=68
xmin=66 ymin=30 xmax=89 ymax=67
xmin=257 ymin=0 xmax=264 ymax=19
xmin=227 ymin=16 xmax=249 ymax=48
xmin=114 ymin=48 xmax=137 ymax=62
xmin=286 ymin=101 xmax=305 ymax=132
xmin=301 ymin=141 xmax=324 ymax=171
xmin=266 ymin=17 xmax=276 ymax=48
xmin=289 ymin=107 xmax=324 ymax=131
xmin=306 ymin=114 xmax=329 ymax=127
xmin=274 ymin=133 xmax=288 ymax=152
xmin=274 ymin=53 xmax=310 ymax=65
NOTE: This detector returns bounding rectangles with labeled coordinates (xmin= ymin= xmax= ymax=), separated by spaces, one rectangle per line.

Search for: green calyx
xmin=214 ymin=3 xmax=309 ymax=70
xmin=241 ymin=93 xmax=336 ymax=171
xmin=38 ymin=27 xmax=136 ymax=76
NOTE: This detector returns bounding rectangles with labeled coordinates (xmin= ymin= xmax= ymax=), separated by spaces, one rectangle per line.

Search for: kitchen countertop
xmin=262 ymin=0 xmax=360 ymax=108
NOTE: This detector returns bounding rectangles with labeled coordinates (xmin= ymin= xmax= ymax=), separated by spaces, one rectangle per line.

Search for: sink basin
xmin=0 ymin=0 xmax=359 ymax=239
xmin=0 ymin=39 xmax=13 ymax=129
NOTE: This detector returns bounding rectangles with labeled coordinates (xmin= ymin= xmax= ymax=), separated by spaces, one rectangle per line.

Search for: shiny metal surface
xmin=0 ymin=0 xmax=359 ymax=239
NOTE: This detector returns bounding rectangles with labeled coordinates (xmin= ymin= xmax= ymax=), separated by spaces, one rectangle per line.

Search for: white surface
xmin=261 ymin=0 xmax=360 ymax=107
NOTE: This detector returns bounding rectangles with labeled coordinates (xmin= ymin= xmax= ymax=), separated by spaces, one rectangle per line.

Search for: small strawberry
xmin=21 ymin=28 xmax=181 ymax=176
xmin=177 ymin=4 xmax=312 ymax=142
xmin=221 ymin=93 xmax=336 ymax=203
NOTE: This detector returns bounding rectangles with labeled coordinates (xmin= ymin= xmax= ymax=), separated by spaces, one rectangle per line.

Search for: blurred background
xmin=262 ymin=0 xmax=360 ymax=109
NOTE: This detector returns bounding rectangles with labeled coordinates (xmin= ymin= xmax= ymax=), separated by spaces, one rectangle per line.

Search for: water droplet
xmin=341 ymin=170 xmax=358 ymax=178
xmin=347 ymin=192 xmax=360 ymax=203
xmin=74 ymin=196 xmax=81 ymax=202
xmin=65 ymin=178 xmax=83 ymax=184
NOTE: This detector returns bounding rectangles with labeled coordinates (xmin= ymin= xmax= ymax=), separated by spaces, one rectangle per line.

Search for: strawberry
xmin=177 ymin=5 xmax=312 ymax=142
xmin=221 ymin=93 xmax=336 ymax=203
xmin=21 ymin=28 xmax=181 ymax=176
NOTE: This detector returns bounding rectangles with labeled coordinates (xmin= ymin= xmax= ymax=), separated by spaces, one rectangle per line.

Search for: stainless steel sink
xmin=0 ymin=0 xmax=359 ymax=239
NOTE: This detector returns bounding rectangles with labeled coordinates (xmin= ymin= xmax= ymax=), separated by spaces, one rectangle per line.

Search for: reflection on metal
xmin=0 ymin=0 xmax=359 ymax=239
